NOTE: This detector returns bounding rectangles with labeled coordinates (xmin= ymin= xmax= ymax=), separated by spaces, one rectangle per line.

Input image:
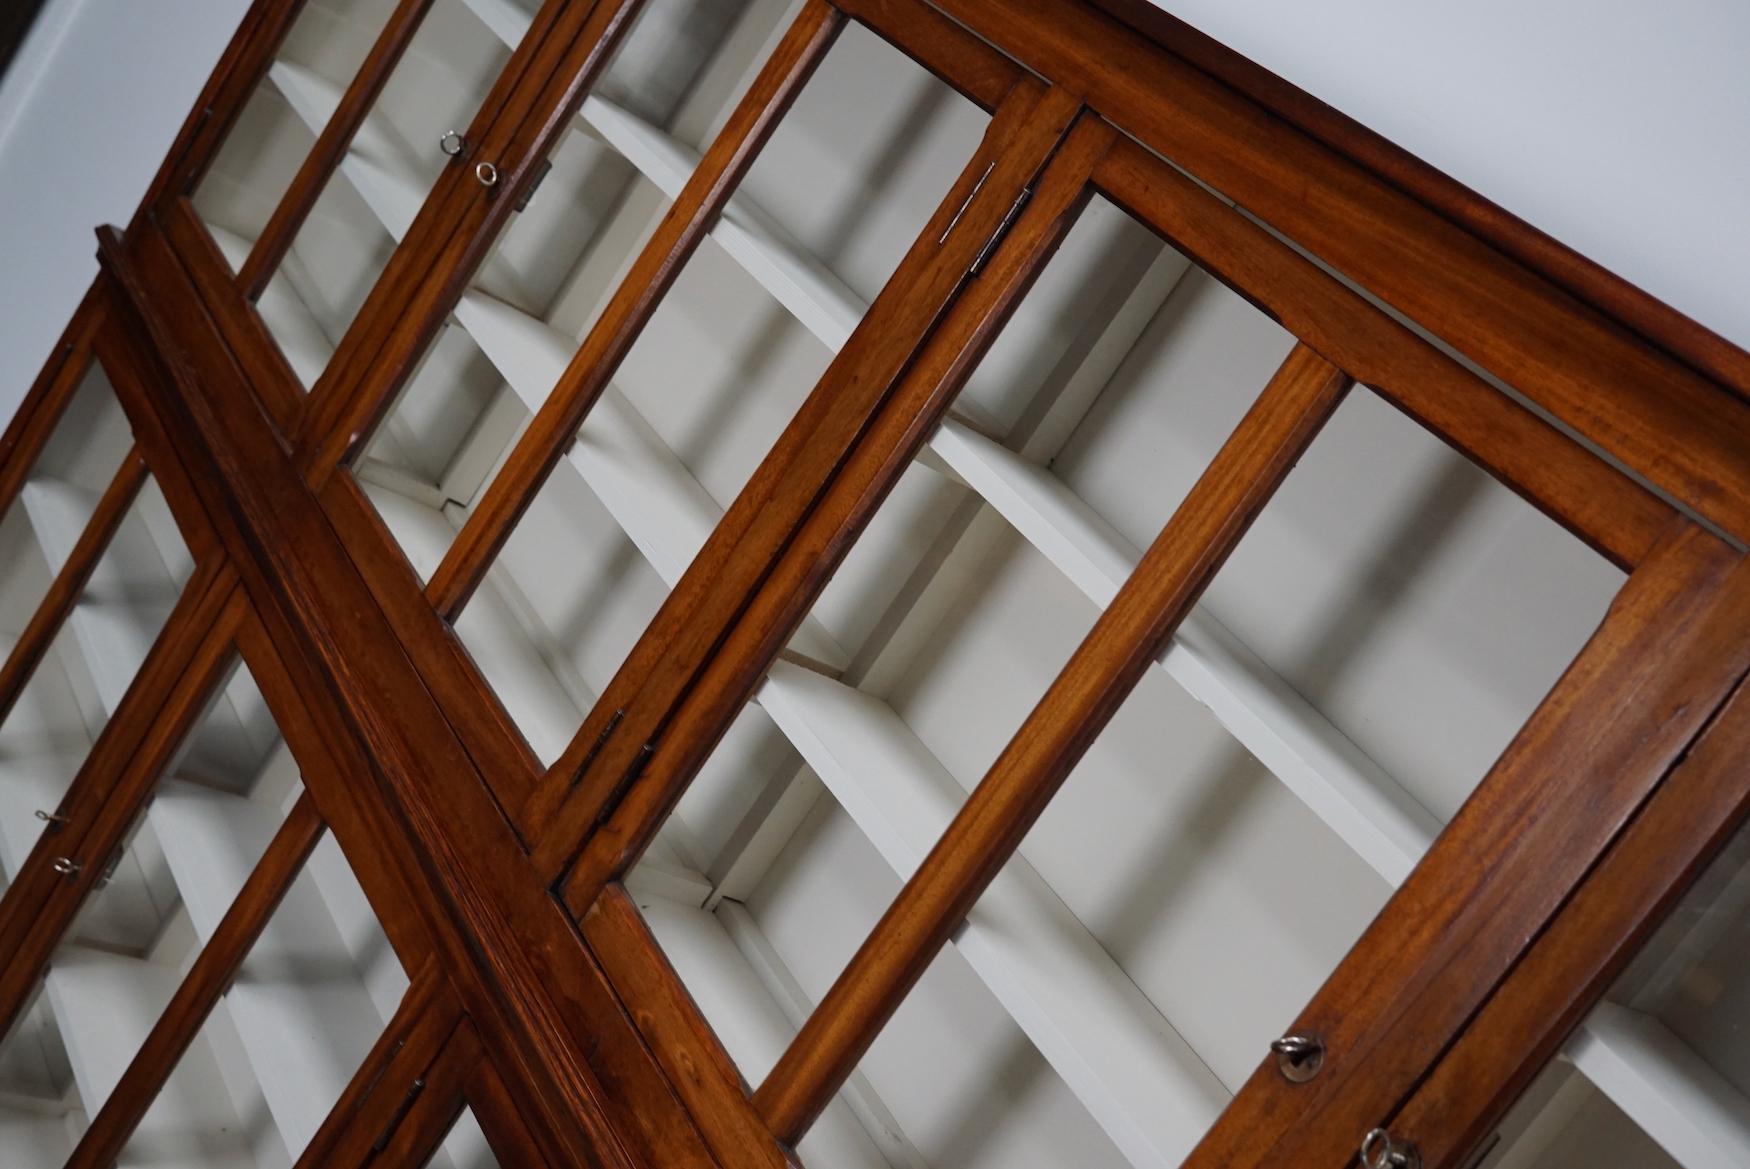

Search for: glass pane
xmin=0 ymin=365 xmax=191 ymax=883
xmin=0 ymin=644 xmax=415 ymax=1166
xmin=1480 ymin=812 xmax=1750 ymax=1169
xmin=193 ymin=0 xmax=538 ymax=391
xmin=426 ymin=1106 xmax=500 ymax=1169
xmin=356 ymin=7 xmax=992 ymax=773
xmin=605 ymin=189 xmax=1633 ymax=1167
xmin=192 ymin=0 xmax=404 ymax=259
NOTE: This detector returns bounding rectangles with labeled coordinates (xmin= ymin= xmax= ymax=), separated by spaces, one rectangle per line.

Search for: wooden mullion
xmin=237 ymin=0 xmax=438 ymax=297
xmin=129 ymin=0 xmax=309 ymax=224
xmin=1386 ymin=669 xmax=1750 ymax=1168
xmin=530 ymin=78 xmax=1082 ymax=872
xmin=294 ymin=0 xmax=648 ymax=482
xmin=1093 ymin=137 xmax=1673 ymax=573
xmin=465 ymin=1047 xmax=557 ymax=1168
xmin=0 ymin=569 xmax=242 ymax=1042
xmin=752 ymin=342 xmax=1350 ymax=1141
xmin=0 ymin=286 xmax=104 ymax=520
xmin=293 ymin=962 xmax=460 ymax=1168
xmin=931 ymin=0 xmax=1750 ymax=546
xmin=63 ymin=792 xmax=326 ymax=1169
xmin=104 ymin=219 xmax=723 ymax=1169
xmin=160 ymin=191 xmax=546 ymax=819
xmin=359 ymin=1022 xmax=486 ymax=1168
xmin=0 ymin=445 xmax=148 ymax=727
xmin=1185 ymin=521 xmax=1750 ymax=1168
xmin=584 ymin=886 xmax=795 ymax=1169
xmin=1083 ymin=0 xmax=1750 ymax=399
xmin=91 ymin=285 xmax=228 ymax=567
xmin=558 ymin=110 xmax=1118 ymax=904
xmin=425 ymin=0 xmax=845 ymax=620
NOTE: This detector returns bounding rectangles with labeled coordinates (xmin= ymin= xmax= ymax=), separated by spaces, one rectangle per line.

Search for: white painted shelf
xmin=45 ymin=948 xmax=259 ymax=1169
xmin=760 ymin=660 xmax=1229 ymax=1168
xmin=153 ymin=1 xmax=1737 ymax=1166
xmin=1567 ymin=1006 xmax=1750 ymax=1169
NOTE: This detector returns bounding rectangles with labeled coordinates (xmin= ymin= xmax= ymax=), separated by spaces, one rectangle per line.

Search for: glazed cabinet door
xmin=365 ymin=6 xmax=1744 ymax=1168
xmin=0 ymin=303 xmax=508 ymax=1167
xmin=19 ymin=0 xmax=1750 ymax=1167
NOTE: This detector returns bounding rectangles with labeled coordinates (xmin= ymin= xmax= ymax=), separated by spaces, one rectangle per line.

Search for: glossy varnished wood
xmin=235 ymin=0 xmax=438 ymax=298
xmin=534 ymin=79 xmax=1082 ymax=880
xmin=933 ymin=0 xmax=1750 ymax=545
xmin=424 ymin=0 xmax=846 ymax=620
xmin=1184 ymin=521 xmax=1750 ymax=1169
xmin=104 ymin=222 xmax=711 ymax=1168
xmin=1093 ymin=138 xmax=1674 ymax=573
xmin=1389 ymin=669 xmax=1750 ymax=1167
xmin=755 ymin=343 xmax=1351 ymax=1139
xmin=4 ymin=0 xmax=1749 ymax=1163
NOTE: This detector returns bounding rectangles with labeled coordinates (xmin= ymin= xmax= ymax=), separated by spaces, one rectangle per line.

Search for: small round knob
xmin=439 ymin=130 xmax=467 ymax=157
xmin=474 ymin=161 xmax=499 ymax=188
xmin=50 ymin=857 xmax=81 ymax=880
xmin=1270 ymin=1033 xmax=1324 ymax=1082
xmin=1362 ymin=1128 xmax=1420 ymax=1169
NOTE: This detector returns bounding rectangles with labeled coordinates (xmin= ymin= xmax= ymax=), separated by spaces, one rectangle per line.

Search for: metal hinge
xmin=968 ymin=184 xmax=1032 ymax=278
xmin=513 ymin=157 xmax=554 ymax=213
xmin=590 ymin=740 xmax=657 ymax=834
xmin=570 ymin=708 xmax=625 ymax=788
xmin=371 ymin=1076 xmax=426 ymax=1153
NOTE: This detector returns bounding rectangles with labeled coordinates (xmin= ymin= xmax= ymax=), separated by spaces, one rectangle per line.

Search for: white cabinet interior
xmin=70 ymin=0 xmax=1750 ymax=1166
xmin=0 ymin=366 xmax=497 ymax=1165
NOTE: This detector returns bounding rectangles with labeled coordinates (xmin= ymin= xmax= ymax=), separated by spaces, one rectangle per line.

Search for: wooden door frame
xmin=0 ymin=0 xmax=1746 ymax=1165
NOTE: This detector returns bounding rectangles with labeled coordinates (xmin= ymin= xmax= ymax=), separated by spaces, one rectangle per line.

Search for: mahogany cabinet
xmin=1 ymin=0 xmax=1748 ymax=1166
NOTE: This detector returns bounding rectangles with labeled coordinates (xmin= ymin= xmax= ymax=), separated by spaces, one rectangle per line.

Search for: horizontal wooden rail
xmin=753 ymin=342 xmax=1350 ymax=1139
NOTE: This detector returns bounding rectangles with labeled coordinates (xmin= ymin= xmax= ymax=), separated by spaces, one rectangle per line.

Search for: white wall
xmin=1152 ymin=0 xmax=1750 ymax=354
xmin=0 ymin=0 xmax=251 ymax=420
xmin=0 ymin=0 xmax=1743 ymax=425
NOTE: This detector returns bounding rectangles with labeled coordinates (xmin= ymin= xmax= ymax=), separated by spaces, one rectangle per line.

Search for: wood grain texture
xmin=23 ymin=0 xmax=1750 ymax=1161
xmin=754 ymin=343 xmax=1350 ymax=1140
xmin=105 ymin=220 xmax=722 ymax=1169
xmin=292 ymin=962 xmax=458 ymax=1168
xmin=237 ymin=0 xmax=438 ymax=298
xmin=1085 ymin=0 xmax=1750 ymax=400
xmin=354 ymin=1019 xmax=483 ymax=1168
xmin=0 ymin=569 xmax=240 ymax=1046
xmin=532 ymin=78 xmax=1080 ymax=879
xmin=558 ymin=111 xmax=1118 ymax=909
xmin=425 ymin=0 xmax=845 ymax=620
xmin=933 ymin=0 xmax=1750 ymax=545
xmin=64 ymin=792 xmax=327 ymax=1169
xmin=1094 ymin=138 xmax=1673 ymax=572
xmin=294 ymin=0 xmax=647 ymax=482
xmin=585 ymin=886 xmax=799 ymax=1169
xmin=1183 ymin=522 xmax=1750 ymax=1169
xmin=1389 ymin=668 xmax=1750 ymax=1168
xmin=466 ymin=1048 xmax=556 ymax=1169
